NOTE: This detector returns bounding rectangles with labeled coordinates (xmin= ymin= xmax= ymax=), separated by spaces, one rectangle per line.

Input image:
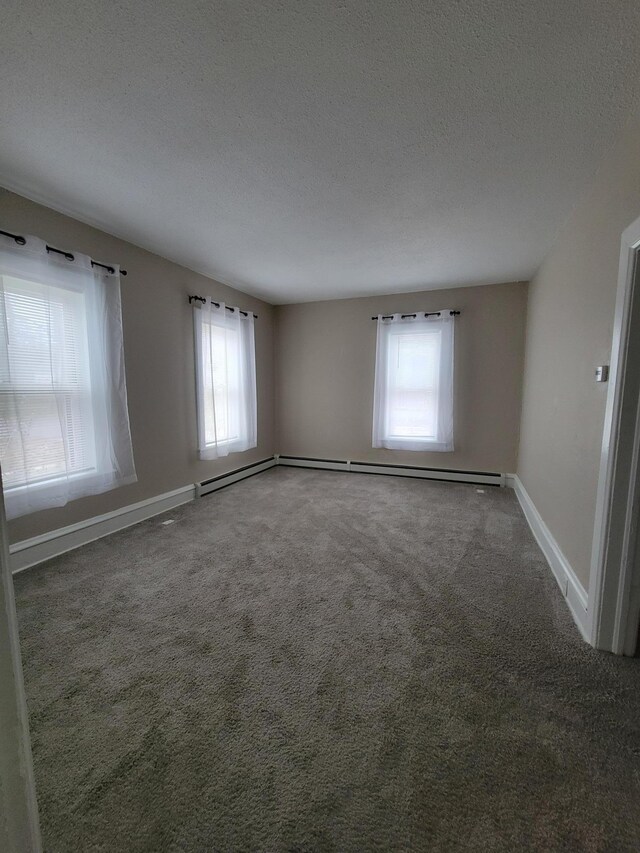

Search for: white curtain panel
xmin=372 ymin=311 xmax=455 ymax=452
xmin=0 ymin=234 xmax=136 ymax=519
xmin=193 ymin=301 xmax=257 ymax=459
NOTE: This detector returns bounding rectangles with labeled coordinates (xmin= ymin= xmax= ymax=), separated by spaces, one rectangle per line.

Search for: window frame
xmin=372 ymin=312 xmax=455 ymax=452
xmin=0 ymin=233 xmax=137 ymax=519
xmin=0 ymin=272 xmax=102 ymax=495
xmin=193 ymin=301 xmax=257 ymax=460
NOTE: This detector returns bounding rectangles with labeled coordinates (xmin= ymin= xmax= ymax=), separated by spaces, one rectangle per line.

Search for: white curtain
xmin=0 ymin=234 xmax=136 ymax=519
xmin=193 ymin=301 xmax=257 ymax=459
xmin=372 ymin=311 xmax=455 ymax=452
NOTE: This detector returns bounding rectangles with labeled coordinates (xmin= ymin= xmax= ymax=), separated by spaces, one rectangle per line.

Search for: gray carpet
xmin=13 ymin=468 xmax=640 ymax=852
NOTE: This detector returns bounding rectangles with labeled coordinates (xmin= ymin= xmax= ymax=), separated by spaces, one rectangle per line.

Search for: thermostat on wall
xmin=595 ymin=365 xmax=609 ymax=383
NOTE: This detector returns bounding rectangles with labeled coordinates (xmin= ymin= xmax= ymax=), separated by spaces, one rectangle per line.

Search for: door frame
xmin=589 ymin=213 xmax=640 ymax=654
xmin=0 ymin=468 xmax=41 ymax=851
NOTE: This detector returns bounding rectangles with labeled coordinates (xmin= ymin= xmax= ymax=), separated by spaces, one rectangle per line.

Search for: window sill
xmin=4 ymin=467 xmax=101 ymax=496
xmin=375 ymin=437 xmax=454 ymax=452
xmin=199 ymin=439 xmax=257 ymax=460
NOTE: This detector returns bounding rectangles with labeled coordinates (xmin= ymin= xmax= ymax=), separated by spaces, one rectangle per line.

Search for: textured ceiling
xmin=1 ymin=0 xmax=640 ymax=303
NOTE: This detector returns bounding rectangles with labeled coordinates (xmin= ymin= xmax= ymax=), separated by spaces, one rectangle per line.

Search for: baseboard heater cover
xmin=196 ymin=456 xmax=277 ymax=497
xmin=10 ymin=484 xmax=197 ymax=574
xmin=276 ymin=456 xmax=505 ymax=486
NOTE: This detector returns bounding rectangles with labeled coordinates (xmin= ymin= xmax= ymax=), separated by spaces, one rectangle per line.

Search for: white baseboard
xmin=276 ymin=455 xmax=505 ymax=486
xmin=10 ymin=485 xmax=197 ymax=574
xmin=508 ymin=474 xmax=589 ymax=642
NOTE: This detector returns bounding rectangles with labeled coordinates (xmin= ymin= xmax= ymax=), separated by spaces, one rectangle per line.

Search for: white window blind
xmin=193 ymin=301 xmax=257 ymax=459
xmin=372 ymin=312 xmax=455 ymax=451
xmin=0 ymin=276 xmax=95 ymax=487
xmin=0 ymin=235 xmax=136 ymax=518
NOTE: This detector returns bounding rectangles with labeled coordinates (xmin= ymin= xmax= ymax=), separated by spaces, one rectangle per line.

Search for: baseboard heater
xmin=196 ymin=456 xmax=278 ymax=498
xmin=276 ymin=455 xmax=505 ymax=486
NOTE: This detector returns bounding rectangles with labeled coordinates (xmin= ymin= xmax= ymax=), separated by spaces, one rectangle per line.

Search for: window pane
xmin=386 ymin=330 xmax=441 ymax=439
xmin=0 ymin=275 xmax=96 ymax=488
xmin=1 ymin=276 xmax=87 ymax=388
xmin=0 ymin=391 xmax=94 ymax=486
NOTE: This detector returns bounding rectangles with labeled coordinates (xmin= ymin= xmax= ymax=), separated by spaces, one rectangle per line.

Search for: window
xmin=1 ymin=276 xmax=95 ymax=486
xmin=193 ymin=301 xmax=257 ymax=458
xmin=372 ymin=312 xmax=455 ymax=451
xmin=0 ymin=235 xmax=136 ymax=518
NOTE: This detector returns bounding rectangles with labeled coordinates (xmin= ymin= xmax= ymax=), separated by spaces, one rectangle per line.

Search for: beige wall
xmin=275 ymin=282 xmax=528 ymax=472
xmin=518 ymin=114 xmax=640 ymax=590
xmin=0 ymin=189 xmax=276 ymax=544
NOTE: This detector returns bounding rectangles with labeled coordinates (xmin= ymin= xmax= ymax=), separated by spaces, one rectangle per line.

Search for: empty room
xmin=2 ymin=1 xmax=640 ymax=851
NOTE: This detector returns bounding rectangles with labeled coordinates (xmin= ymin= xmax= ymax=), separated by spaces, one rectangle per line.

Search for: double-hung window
xmin=193 ymin=301 xmax=257 ymax=458
xmin=0 ymin=234 xmax=136 ymax=518
xmin=372 ymin=311 xmax=455 ymax=451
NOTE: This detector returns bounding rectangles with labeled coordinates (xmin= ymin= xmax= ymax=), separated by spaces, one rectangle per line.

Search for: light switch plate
xmin=595 ymin=365 xmax=609 ymax=383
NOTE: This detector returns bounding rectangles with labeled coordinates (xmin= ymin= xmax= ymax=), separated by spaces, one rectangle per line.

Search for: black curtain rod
xmin=0 ymin=228 xmax=127 ymax=275
xmin=189 ymin=294 xmax=258 ymax=319
xmin=371 ymin=310 xmax=461 ymax=320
